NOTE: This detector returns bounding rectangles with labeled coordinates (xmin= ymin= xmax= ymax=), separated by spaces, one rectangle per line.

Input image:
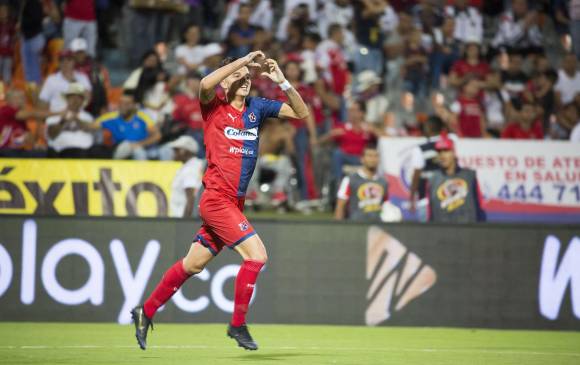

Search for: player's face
xmin=348 ymin=103 xmax=364 ymax=123
xmin=225 ymin=66 xmax=251 ymax=98
xmin=66 ymin=94 xmax=84 ymax=111
xmin=284 ymin=62 xmax=301 ymax=82
xmin=119 ymin=95 xmax=136 ymax=118
xmin=438 ymin=150 xmax=456 ymax=169
xmin=186 ymin=77 xmax=201 ymax=94
xmin=362 ymin=149 xmax=380 ymax=172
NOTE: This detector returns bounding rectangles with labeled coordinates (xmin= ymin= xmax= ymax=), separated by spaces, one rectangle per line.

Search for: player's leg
xmin=226 ymin=234 xmax=267 ymax=351
xmin=131 ymin=241 xmax=214 ymax=350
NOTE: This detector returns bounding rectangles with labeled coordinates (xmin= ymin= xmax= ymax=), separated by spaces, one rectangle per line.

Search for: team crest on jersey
xmin=239 ymin=221 xmax=249 ymax=232
xmin=248 ymin=112 xmax=257 ymax=123
xmin=436 ymin=178 xmax=468 ymax=212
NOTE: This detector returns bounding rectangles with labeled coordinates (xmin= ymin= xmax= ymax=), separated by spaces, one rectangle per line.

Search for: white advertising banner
xmin=379 ymin=138 xmax=580 ymax=222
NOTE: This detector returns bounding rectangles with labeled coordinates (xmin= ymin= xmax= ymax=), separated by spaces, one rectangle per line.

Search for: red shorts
xmin=195 ymin=189 xmax=256 ymax=255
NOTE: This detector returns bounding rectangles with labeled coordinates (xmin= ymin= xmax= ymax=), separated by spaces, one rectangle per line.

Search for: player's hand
xmin=245 ymin=51 xmax=266 ymax=68
xmin=260 ymin=59 xmax=286 ymax=84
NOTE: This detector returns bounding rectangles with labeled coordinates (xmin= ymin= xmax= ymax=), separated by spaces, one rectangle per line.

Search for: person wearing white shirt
xmin=220 ymin=0 xmax=273 ymax=40
xmin=555 ymin=53 xmax=580 ymax=106
xmin=45 ymin=83 xmax=95 ymax=157
xmin=174 ymin=24 xmax=207 ymax=75
xmin=168 ymin=135 xmax=204 ymax=218
xmin=39 ymin=51 xmax=91 ymax=112
xmin=445 ymin=0 xmax=483 ymax=44
xmin=492 ymin=0 xmax=542 ymax=53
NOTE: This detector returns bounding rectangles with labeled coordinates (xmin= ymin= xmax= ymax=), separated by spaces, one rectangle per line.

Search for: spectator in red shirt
xmin=449 ymin=41 xmax=491 ymax=88
xmin=436 ymin=76 xmax=486 ymax=137
xmin=171 ymin=71 xmax=205 ymax=157
xmin=63 ymin=0 xmax=97 ymax=57
xmin=501 ymin=100 xmax=544 ymax=139
xmin=0 ymin=3 xmax=15 ymax=83
xmin=320 ymin=100 xmax=375 ymax=183
xmin=0 ymin=89 xmax=60 ymax=156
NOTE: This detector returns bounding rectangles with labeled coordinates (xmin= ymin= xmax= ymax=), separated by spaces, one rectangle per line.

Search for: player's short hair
xmin=328 ymin=23 xmax=342 ymax=38
xmin=186 ymin=70 xmax=202 ymax=80
xmin=425 ymin=116 xmax=444 ymax=134
xmin=364 ymin=143 xmax=379 ymax=153
xmin=543 ymin=69 xmax=558 ymax=84
xmin=122 ymin=89 xmax=137 ymax=99
xmin=181 ymin=23 xmax=200 ymax=42
xmin=351 ymin=99 xmax=367 ymax=113
xmin=304 ymin=32 xmax=322 ymax=44
xmin=221 ymin=57 xmax=238 ymax=67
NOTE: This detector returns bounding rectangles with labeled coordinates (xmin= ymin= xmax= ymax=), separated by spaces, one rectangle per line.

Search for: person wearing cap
xmin=409 ymin=116 xmax=458 ymax=221
xmin=39 ymin=50 xmax=92 ymax=112
xmin=168 ymin=135 xmax=204 ymax=218
xmin=45 ymin=83 xmax=96 ymax=158
xmin=426 ymin=137 xmax=486 ymax=223
xmin=356 ymin=70 xmax=389 ymax=125
xmin=70 ymin=37 xmax=110 ymax=117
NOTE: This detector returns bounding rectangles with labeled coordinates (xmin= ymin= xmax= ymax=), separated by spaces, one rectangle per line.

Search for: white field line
xmin=0 ymin=345 xmax=578 ymax=357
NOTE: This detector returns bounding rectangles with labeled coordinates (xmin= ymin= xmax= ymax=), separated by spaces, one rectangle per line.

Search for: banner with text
xmin=379 ymin=138 xmax=580 ymax=222
xmin=0 ymin=217 xmax=578 ymax=329
xmin=0 ymin=159 xmax=181 ymax=217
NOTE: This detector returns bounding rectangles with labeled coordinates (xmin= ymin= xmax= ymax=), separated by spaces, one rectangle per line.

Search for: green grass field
xmin=0 ymin=323 xmax=579 ymax=365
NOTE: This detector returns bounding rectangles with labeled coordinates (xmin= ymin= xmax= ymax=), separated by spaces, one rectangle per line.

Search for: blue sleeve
xmin=254 ymin=97 xmax=283 ymax=120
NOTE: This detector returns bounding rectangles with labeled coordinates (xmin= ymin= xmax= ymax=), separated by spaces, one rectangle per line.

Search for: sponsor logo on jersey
xmin=357 ymin=182 xmax=385 ymax=213
xmin=227 ymin=113 xmax=237 ymax=122
xmin=248 ymin=112 xmax=257 ymax=123
xmin=224 ymin=127 xmax=258 ymax=141
xmin=229 ymin=146 xmax=255 ymax=156
xmin=366 ymin=226 xmax=437 ymax=326
xmin=436 ymin=178 xmax=468 ymax=212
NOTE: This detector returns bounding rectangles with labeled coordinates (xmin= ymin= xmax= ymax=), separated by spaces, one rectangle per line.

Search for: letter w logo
xmin=539 ymin=235 xmax=580 ymax=320
xmin=365 ymin=226 xmax=436 ymax=326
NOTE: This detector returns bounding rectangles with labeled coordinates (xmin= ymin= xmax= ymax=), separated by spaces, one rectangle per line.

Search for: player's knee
xmin=248 ymin=252 xmax=268 ymax=264
xmin=182 ymin=259 xmax=205 ymax=275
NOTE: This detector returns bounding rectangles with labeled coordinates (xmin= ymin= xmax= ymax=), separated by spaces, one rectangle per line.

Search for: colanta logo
xmin=365 ymin=226 xmax=437 ymax=326
xmin=224 ymin=127 xmax=258 ymax=141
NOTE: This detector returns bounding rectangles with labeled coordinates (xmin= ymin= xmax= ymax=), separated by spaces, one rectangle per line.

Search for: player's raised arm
xmin=260 ymin=59 xmax=310 ymax=120
xmin=199 ymin=51 xmax=265 ymax=104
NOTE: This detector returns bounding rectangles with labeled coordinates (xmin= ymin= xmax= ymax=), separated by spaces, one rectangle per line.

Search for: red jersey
xmin=64 ymin=0 xmax=96 ymax=21
xmin=452 ymin=96 xmax=483 ymax=138
xmin=450 ymin=60 xmax=490 ymax=80
xmin=201 ymin=95 xmax=282 ymax=198
xmin=501 ymin=121 xmax=544 ymax=139
xmin=270 ymin=83 xmax=325 ymax=128
xmin=173 ymin=93 xmax=203 ymax=131
xmin=0 ymin=105 xmax=27 ymax=149
xmin=334 ymin=123 xmax=374 ymax=156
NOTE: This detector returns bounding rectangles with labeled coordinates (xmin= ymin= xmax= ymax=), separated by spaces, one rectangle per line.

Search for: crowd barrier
xmin=0 ymin=216 xmax=578 ymax=330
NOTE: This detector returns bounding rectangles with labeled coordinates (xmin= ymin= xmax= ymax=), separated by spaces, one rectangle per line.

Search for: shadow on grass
xmin=231 ymin=352 xmax=317 ymax=361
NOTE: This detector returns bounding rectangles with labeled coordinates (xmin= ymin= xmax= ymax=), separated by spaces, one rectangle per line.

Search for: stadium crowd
xmin=1 ymin=0 xmax=580 ymax=217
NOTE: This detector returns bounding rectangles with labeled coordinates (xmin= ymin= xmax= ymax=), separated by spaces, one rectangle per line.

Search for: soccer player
xmin=131 ymin=50 xmax=309 ymax=351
